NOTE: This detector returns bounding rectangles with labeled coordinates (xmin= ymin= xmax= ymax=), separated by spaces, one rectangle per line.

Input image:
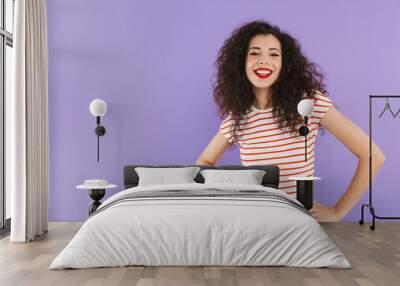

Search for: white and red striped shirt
xmin=219 ymin=92 xmax=335 ymax=196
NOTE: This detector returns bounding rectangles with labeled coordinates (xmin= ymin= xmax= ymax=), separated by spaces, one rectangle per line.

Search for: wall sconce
xmin=89 ymin=99 xmax=107 ymax=162
xmin=297 ymin=98 xmax=314 ymax=162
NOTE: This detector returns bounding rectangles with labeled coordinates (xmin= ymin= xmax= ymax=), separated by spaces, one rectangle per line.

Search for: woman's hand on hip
xmin=310 ymin=202 xmax=341 ymax=222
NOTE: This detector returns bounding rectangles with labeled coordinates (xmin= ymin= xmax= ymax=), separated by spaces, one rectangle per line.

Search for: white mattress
xmin=50 ymin=183 xmax=351 ymax=269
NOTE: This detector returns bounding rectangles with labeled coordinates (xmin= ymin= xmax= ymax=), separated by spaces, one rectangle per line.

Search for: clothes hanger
xmin=378 ymin=98 xmax=395 ymax=118
xmin=394 ymin=107 xmax=400 ymax=118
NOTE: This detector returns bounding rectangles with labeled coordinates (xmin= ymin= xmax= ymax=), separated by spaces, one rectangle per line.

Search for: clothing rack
xmin=359 ymin=95 xmax=400 ymax=230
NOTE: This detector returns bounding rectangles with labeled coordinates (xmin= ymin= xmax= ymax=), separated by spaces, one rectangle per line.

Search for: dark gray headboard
xmin=123 ymin=165 xmax=280 ymax=189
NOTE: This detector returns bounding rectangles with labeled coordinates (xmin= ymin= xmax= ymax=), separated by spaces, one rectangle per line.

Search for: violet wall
xmin=47 ymin=0 xmax=400 ymax=221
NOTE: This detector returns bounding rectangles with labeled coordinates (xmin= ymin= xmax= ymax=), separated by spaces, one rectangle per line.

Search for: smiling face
xmin=245 ymin=34 xmax=282 ymax=92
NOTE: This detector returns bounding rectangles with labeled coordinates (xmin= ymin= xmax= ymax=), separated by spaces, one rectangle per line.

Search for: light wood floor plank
xmin=0 ymin=222 xmax=399 ymax=286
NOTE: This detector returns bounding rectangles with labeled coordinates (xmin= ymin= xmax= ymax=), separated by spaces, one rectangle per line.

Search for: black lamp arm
xmin=305 ymin=116 xmax=308 ymax=162
xmin=94 ymin=116 xmax=106 ymax=162
xmin=298 ymin=116 xmax=310 ymax=162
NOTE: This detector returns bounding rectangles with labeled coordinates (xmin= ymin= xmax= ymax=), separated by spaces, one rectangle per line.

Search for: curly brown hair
xmin=213 ymin=20 xmax=328 ymax=142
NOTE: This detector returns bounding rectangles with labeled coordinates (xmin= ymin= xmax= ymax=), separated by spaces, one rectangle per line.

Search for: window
xmin=1 ymin=0 xmax=14 ymax=233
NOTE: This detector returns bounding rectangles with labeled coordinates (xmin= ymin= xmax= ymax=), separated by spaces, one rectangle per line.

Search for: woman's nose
xmin=258 ymin=57 xmax=270 ymax=66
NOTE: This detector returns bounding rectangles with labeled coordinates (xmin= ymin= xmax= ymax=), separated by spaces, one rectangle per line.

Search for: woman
xmin=196 ymin=21 xmax=386 ymax=222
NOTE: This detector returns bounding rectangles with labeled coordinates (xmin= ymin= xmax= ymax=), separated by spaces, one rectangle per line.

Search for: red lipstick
xmin=254 ymin=68 xmax=273 ymax=79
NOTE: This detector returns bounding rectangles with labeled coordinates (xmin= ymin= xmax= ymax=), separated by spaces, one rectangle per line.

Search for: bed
xmin=50 ymin=165 xmax=351 ymax=269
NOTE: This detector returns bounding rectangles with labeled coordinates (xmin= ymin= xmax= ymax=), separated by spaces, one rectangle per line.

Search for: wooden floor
xmin=0 ymin=222 xmax=399 ymax=286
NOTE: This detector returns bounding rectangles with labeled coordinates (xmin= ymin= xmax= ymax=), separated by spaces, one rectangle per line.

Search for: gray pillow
xmin=135 ymin=167 xmax=201 ymax=186
xmin=200 ymin=169 xmax=266 ymax=185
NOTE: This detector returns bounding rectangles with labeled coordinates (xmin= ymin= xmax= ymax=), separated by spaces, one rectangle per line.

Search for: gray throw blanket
xmin=90 ymin=188 xmax=310 ymax=218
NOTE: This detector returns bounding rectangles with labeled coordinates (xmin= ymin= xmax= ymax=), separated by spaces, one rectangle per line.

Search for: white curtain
xmin=7 ymin=0 xmax=49 ymax=242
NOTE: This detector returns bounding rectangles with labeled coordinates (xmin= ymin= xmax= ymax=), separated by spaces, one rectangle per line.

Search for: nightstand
xmin=288 ymin=176 xmax=321 ymax=210
xmin=77 ymin=180 xmax=117 ymax=215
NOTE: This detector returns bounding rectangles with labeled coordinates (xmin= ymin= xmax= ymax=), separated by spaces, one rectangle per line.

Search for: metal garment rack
xmin=359 ymin=95 xmax=400 ymax=230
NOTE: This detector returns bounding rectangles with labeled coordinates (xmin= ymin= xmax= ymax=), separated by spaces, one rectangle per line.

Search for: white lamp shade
xmin=297 ymin=99 xmax=314 ymax=117
xmin=90 ymin=99 xmax=107 ymax=117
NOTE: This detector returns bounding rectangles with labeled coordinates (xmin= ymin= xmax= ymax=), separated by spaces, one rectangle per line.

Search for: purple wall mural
xmin=46 ymin=0 xmax=400 ymax=221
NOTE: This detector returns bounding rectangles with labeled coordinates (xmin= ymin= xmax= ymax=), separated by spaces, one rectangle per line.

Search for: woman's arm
xmin=311 ymin=107 xmax=386 ymax=221
xmin=196 ymin=131 xmax=232 ymax=166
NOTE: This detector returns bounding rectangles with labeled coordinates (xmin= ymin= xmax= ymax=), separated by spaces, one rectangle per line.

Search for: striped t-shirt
xmin=219 ymin=92 xmax=335 ymax=196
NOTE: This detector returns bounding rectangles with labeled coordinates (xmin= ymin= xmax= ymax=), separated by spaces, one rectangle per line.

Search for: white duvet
xmin=50 ymin=183 xmax=351 ymax=269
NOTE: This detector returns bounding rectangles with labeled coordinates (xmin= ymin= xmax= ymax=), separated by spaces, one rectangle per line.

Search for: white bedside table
xmin=289 ymin=176 xmax=321 ymax=210
xmin=77 ymin=180 xmax=117 ymax=215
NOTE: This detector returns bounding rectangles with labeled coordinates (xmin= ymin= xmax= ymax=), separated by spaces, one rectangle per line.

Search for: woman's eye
xmin=249 ymin=52 xmax=260 ymax=56
xmin=270 ymin=54 xmax=280 ymax=57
